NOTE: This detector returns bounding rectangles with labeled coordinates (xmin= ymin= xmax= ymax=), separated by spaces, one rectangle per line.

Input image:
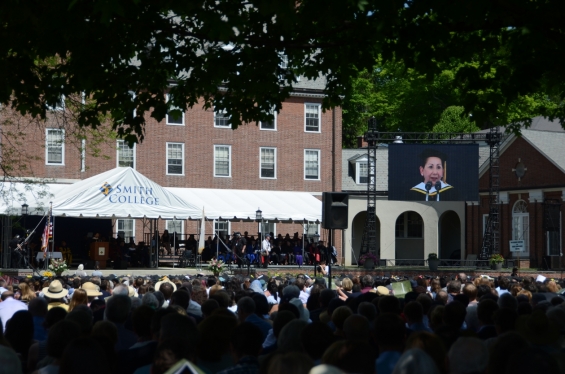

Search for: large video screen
xmin=388 ymin=144 xmax=479 ymax=201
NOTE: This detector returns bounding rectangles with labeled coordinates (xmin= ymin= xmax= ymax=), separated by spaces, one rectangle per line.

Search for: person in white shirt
xmin=0 ymin=291 xmax=27 ymax=332
xmin=261 ymin=234 xmax=271 ymax=269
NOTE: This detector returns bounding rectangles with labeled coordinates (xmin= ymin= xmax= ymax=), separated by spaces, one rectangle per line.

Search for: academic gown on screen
xmin=411 ymin=181 xmax=454 ymax=201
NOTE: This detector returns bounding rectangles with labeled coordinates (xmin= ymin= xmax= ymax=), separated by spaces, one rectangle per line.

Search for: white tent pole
xmin=214 ymin=219 xmax=218 ymax=259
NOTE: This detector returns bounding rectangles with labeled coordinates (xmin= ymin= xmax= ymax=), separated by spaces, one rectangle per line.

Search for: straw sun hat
xmin=42 ymin=280 xmax=69 ymax=299
xmin=81 ymin=282 xmax=103 ymax=297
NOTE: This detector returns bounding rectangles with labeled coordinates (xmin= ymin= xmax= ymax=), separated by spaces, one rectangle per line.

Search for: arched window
xmin=512 ymin=200 xmax=529 ymax=254
xmin=395 ymin=211 xmax=423 ymax=238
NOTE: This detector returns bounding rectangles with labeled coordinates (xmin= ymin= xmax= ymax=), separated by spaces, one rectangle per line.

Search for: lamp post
xmin=255 ymin=208 xmax=263 ymax=239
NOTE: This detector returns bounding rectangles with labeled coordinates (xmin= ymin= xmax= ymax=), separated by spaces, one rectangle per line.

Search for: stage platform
xmin=2 ymin=264 xmax=563 ymax=280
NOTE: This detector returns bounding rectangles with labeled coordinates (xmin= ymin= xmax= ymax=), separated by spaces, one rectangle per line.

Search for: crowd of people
xmin=0 ymin=270 xmax=564 ymax=374
xmin=201 ymin=232 xmax=338 ymax=269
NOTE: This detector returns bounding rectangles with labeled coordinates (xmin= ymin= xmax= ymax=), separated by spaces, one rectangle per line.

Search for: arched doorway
xmin=351 ymin=211 xmax=380 ymax=264
xmin=395 ymin=211 xmax=424 ymax=263
xmin=439 ymin=210 xmax=461 ymax=259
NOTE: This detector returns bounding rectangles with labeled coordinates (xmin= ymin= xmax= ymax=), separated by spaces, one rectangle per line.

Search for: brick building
xmin=0 ymin=77 xmax=342 ymax=262
xmin=466 ymin=117 xmax=565 ymax=269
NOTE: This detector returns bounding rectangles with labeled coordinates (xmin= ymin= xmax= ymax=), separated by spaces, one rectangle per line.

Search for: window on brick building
xmin=260 ymin=109 xmax=277 ymax=130
xmin=260 ymin=221 xmax=276 ymax=237
xmin=304 ymin=103 xmax=321 ymax=132
xmin=117 ymin=140 xmax=135 ymax=169
xmin=214 ymin=109 xmax=230 ymax=128
xmin=214 ymin=145 xmax=231 ymax=177
xmin=260 ymin=147 xmax=276 ymax=179
xmin=46 ymin=129 xmax=65 ymax=165
xmin=167 ymin=143 xmax=184 ymax=175
xmin=166 ymin=94 xmax=184 ymax=125
xmin=47 ymin=95 xmax=65 ymax=111
xmin=117 ymin=219 xmax=134 ymax=241
xmin=215 ymin=220 xmax=230 ymax=238
xmin=395 ymin=211 xmax=423 ymax=238
xmin=304 ymin=222 xmax=319 ymax=237
xmin=279 ymin=54 xmax=288 ymax=69
xmin=512 ymin=199 xmax=530 ymax=255
xmin=80 ymin=139 xmax=86 ymax=172
xmin=166 ymin=219 xmax=183 ymax=236
xmin=304 ymin=149 xmax=320 ymax=180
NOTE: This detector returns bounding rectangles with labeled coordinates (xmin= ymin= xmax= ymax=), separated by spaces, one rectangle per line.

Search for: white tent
xmin=167 ymin=187 xmax=322 ymax=222
xmin=52 ymin=167 xmax=202 ymax=219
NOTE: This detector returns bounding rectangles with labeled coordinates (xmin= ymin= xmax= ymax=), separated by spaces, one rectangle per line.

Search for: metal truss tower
xmin=359 ymin=117 xmax=379 ymax=257
xmin=356 ymin=124 xmax=504 ymax=262
xmin=480 ymin=127 xmax=502 ymax=259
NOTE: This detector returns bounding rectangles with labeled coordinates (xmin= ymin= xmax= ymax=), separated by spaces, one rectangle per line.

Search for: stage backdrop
xmin=388 ymin=144 xmax=479 ymax=201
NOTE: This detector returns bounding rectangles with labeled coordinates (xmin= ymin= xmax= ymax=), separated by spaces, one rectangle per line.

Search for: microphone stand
xmin=425 ymin=182 xmax=432 ymax=202
xmin=434 ymin=181 xmax=442 ymax=201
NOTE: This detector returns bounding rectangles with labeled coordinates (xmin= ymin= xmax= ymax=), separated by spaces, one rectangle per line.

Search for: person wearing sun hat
xmin=81 ymin=281 xmax=103 ymax=305
xmin=42 ymin=279 xmax=69 ymax=311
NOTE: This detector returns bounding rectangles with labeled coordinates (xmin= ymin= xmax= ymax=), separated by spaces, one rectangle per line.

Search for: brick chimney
xmin=357 ymin=136 xmax=368 ymax=148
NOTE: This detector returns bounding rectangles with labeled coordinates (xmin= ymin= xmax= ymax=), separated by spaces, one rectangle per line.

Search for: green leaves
xmin=1 ymin=0 xmax=564 ymax=144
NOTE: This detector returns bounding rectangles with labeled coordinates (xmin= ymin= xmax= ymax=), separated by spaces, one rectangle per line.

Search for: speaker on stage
xmin=322 ymin=192 xmax=349 ymax=229
xmin=114 ymin=260 xmax=128 ymax=270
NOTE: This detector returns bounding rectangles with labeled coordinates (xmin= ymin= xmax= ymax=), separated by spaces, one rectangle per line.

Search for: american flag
xmin=41 ymin=209 xmax=53 ymax=255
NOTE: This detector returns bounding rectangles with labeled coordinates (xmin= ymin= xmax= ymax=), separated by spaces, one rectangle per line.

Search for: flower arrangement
xmin=489 ymin=253 xmax=504 ymax=264
xmin=48 ymin=259 xmax=69 ymax=275
xmin=42 ymin=270 xmax=54 ymax=277
xmin=207 ymin=258 xmax=226 ymax=276
xmin=359 ymin=252 xmax=378 ymax=265
xmin=428 ymin=253 xmax=439 ymax=260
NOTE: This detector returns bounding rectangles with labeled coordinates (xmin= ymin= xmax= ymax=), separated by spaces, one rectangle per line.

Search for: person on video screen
xmin=411 ymin=149 xmax=453 ymax=201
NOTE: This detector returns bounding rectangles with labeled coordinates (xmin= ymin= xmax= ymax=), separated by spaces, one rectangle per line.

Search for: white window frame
xmin=117 ymin=219 xmax=135 ymax=241
xmin=214 ymin=145 xmax=232 ymax=178
xmin=303 ymin=222 xmax=319 ymax=237
xmin=260 ymin=221 xmax=277 ymax=237
xmin=129 ymin=91 xmax=136 ymax=118
xmin=80 ymin=139 xmax=86 ymax=172
xmin=45 ymin=128 xmax=65 ymax=165
xmin=482 ymin=214 xmax=489 ymax=234
xmin=166 ymin=93 xmax=185 ymax=126
xmin=214 ymin=108 xmax=230 ymax=128
xmin=166 ymin=142 xmax=185 ymax=176
xmin=116 ymin=140 xmax=136 ymax=169
xmin=47 ymin=95 xmax=65 ymax=111
xmin=512 ymin=200 xmax=530 ymax=256
xmin=356 ymin=159 xmax=368 ymax=184
xmin=259 ymin=147 xmax=277 ymax=179
xmin=304 ymin=103 xmax=321 ymax=133
xmin=215 ymin=219 xmax=231 ymax=238
xmin=166 ymin=219 xmax=184 ymax=235
xmin=279 ymin=54 xmax=288 ymax=69
xmin=260 ymin=110 xmax=277 ymax=131
xmin=304 ymin=149 xmax=320 ymax=180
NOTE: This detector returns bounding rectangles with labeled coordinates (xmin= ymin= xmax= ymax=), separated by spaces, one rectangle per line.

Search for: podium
xmin=91 ymin=242 xmax=109 ymax=269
